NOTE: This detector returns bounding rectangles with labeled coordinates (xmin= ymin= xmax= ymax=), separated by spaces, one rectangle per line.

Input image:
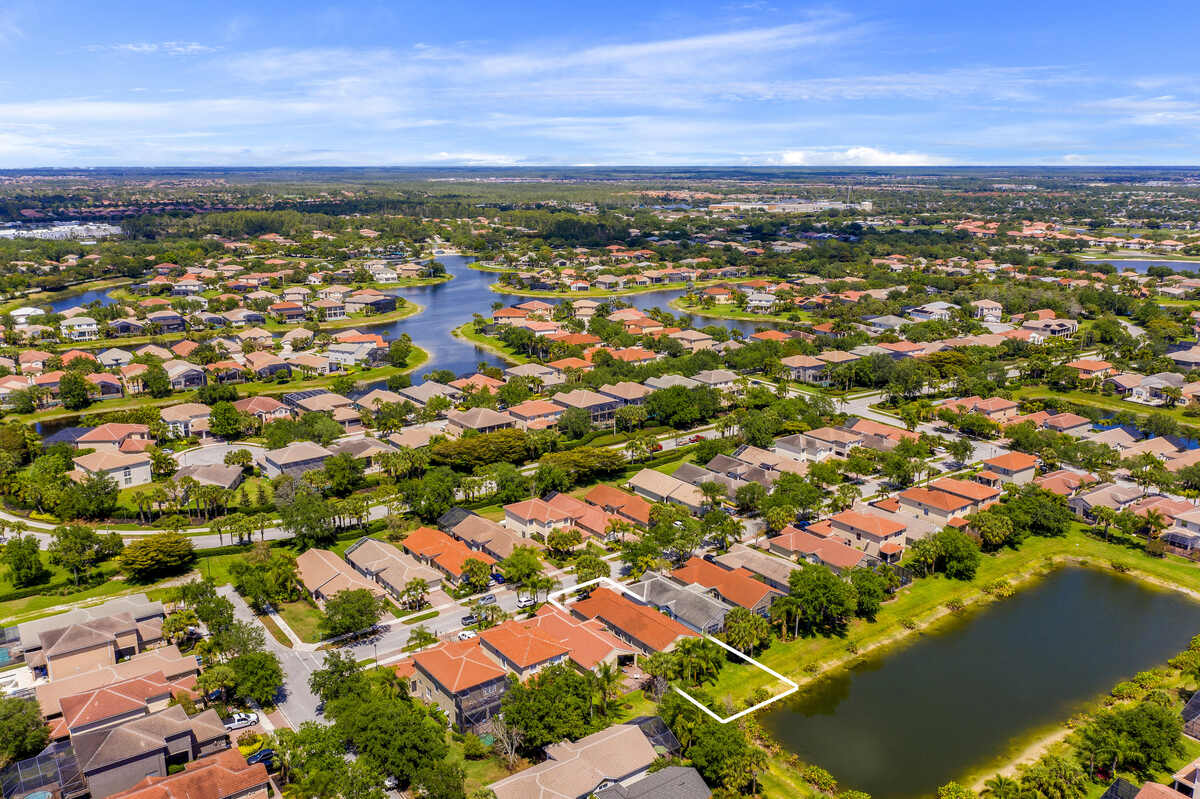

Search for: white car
xmin=457 ymin=629 xmax=477 ymax=640
xmin=516 ymin=596 xmax=536 ymax=609
xmin=223 ymin=711 xmax=259 ymax=731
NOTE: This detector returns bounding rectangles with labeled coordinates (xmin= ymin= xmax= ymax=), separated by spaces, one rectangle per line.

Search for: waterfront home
xmin=60 ymin=316 xmax=100 ymax=341
xmin=571 ymin=587 xmax=698 ymax=654
xmin=488 ymin=724 xmax=660 ymax=799
xmin=446 ymin=407 xmax=517 ymax=436
xmin=671 ymin=557 xmax=780 ymax=617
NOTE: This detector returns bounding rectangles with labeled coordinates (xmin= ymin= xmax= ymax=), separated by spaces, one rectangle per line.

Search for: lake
xmin=1085 ymin=258 xmax=1200 ymax=274
xmin=762 ymin=567 xmax=1200 ymax=799
xmin=361 ymin=254 xmax=774 ymax=380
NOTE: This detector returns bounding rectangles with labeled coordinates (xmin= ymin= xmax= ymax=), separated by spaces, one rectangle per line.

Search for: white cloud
xmin=89 ymin=41 xmax=217 ymax=56
xmin=418 ymin=152 xmax=523 ymax=166
xmin=776 ymin=147 xmax=950 ymax=166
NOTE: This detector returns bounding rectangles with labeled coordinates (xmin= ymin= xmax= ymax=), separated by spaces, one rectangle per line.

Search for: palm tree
xmin=593 ymin=662 xmax=621 ymax=717
xmin=1143 ymin=508 xmax=1168 ymax=543
xmin=770 ymin=595 xmax=803 ymax=639
xmin=981 ymin=775 xmax=1020 ymax=798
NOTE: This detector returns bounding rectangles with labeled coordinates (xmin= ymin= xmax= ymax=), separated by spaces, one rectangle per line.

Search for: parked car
xmin=457 ymin=629 xmax=477 ymax=640
xmin=516 ymin=596 xmax=536 ymax=609
xmin=478 ymin=594 xmax=497 ymax=605
xmin=491 ymin=574 xmax=506 ymax=584
xmin=461 ymin=614 xmax=478 ymax=627
xmin=246 ymin=749 xmax=275 ymax=769
xmin=223 ymin=711 xmax=258 ymax=731
xmin=688 ymin=434 xmax=705 ymax=443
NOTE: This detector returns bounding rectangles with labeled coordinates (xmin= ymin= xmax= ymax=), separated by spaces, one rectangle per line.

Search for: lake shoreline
xmin=752 ymin=550 xmax=1200 ymax=799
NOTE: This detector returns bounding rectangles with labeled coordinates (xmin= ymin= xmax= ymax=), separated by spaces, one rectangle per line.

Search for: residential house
xmin=402 ymin=639 xmax=508 ymax=731
xmin=776 ymin=427 xmax=861 ymax=461
xmin=263 ymin=441 xmax=333 ymax=478
xmin=671 ymin=557 xmax=781 ymax=617
xmin=982 ymin=451 xmax=1039 ymax=484
xmin=162 ymin=360 xmax=206 ymax=391
xmin=160 ymin=403 xmax=210 ymax=438
xmin=827 ymin=509 xmax=908 ymax=557
xmin=626 ymin=468 xmax=705 ymax=514
xmin=72 ymin=705 xmax=228 ymax=799
xmin=105 ymin=749 xmax=268 ymax=799
xmin=488 ymin=724 xmax=660 ymax=799
xmin=767 ymin=526 xmax=872 ymax=572
xmin=61 ymin=316 xmax=100 ymax=341
xmin=72 ymin=451 xmax=152 ymax=489
xmin=401 ymin=526 xmax=496 ymax=586
xmin=295 ymin=548 xmax=388 ymax=604
xmin=553 ymin=388 xmax=621 ymax=424
xmin=343 ymin=537 xmax=443 ymax=597
xmin=445 ymin=407 xmax=517 ymax=436
xmin=571 ymin=587 xmax=699 ymax=654
xmin=243 ymin=351 xmax=291 ymax=380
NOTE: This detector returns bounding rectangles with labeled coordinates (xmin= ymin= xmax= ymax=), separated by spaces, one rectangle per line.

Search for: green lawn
xmin=276 ymin=599 xmax=325 ymax=643
xmin=451 ymin=323 xmax=529 ymax=364
xmin=670 ymin=297 xmax=813 ymax=325
xmin=1014 ymin=385 xmax=1198 ymax=426
xmin=5 ymin=346 xmax=429 ymax=429
xmin=445 ymin=732 xmax=517 ymax=794
xmin=258 ymin=613 xmax=293 ymax=647
xmin=705 ymin=525 xmax=1200 ymax=710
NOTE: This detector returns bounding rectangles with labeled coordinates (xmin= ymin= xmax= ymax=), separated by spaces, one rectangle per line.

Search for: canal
xmin=762 ymin=567 xmax=1200 ymax=799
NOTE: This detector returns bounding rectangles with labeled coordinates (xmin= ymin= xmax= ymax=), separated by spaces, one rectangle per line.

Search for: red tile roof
xmin=572 ymin=587 xmax=696 ymax=652
xmin=671 ymin=557 xmax=779 ymax=609
xmin=412 ymin=638 xmax=507 ymax=693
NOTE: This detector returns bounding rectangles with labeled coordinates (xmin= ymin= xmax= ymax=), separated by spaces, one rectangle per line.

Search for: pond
xmin=47 ymin=286 xmax=121 ymax=312
xmin=762 ymin=567 xmax=1200 ymax=799
xmin=361 ymin=254 xmax=776 ymax=381
xmin=1085 ymin=258 xmax=1200 ymax=274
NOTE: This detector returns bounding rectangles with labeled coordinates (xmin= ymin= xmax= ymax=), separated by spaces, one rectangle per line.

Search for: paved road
xmin=221 ymin=585 xmax=324 ymax=727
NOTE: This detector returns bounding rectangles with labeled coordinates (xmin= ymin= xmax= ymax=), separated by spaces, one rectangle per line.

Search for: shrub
xmin=801 ymin=765 xmax=838 ymax=793
xmin=983 ymin=579 xmax=1014 ymax=599
xmin=945 ymin=598 xmax=965 ymax=613
xmin=900 ymin=617 xmax=917 ymax=630
xmin=1111 ymin=681 xmax=1141 ymax=700
xmin=1110 ymin=560 xmax=1131 ymax=574
xmin=462 ymin=732 xmax=489 ymax=760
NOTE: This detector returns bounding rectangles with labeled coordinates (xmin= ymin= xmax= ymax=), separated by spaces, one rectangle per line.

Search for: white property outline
xmin=547 ymin=576 xmax=798 ymax=724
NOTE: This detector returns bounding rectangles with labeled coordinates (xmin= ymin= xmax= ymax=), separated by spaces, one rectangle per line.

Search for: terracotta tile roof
xmin=584 ymin=484 xmax=651 ymax=526
xmin=671 ymin=557 xmax=779 ymax=609
xmin=929 ymin=476 xmax=1001 ymax=503
xmin=60 ymin=671 xmax=196 ymax=733
xmin=107 ymin=748 xmax=268 ymax=799
xmin=480 ymin=620 xmax=569 ymax=669
xmin=412 ymin=638 xmax=507 ymax=693
xmin=402 ymin=526 xmax=495 ymax=576
xmin=899 ymin=487 xmax=974 ymax=513
xmin=830 ymin=509 xmax=907 ymax=537
xmin=523 ymin=606 xmax=637 ymax=671
xmin=984 ymin=451 xmax=1039 ymax=473
xmin=571 ymin=587 xmax=697 ymax=652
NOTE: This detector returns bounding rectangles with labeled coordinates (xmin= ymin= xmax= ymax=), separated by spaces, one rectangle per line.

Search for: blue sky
xmin=1 ymin=0 xmax=1198 ymax=166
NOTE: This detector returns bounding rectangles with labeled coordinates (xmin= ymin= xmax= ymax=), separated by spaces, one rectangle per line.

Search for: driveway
xmin=176 ymin=442 xmax=267 ymax=468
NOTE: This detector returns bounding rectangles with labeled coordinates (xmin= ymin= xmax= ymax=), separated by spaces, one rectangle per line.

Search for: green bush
xmin=801 ymin=765 xmax=838 ymax=793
